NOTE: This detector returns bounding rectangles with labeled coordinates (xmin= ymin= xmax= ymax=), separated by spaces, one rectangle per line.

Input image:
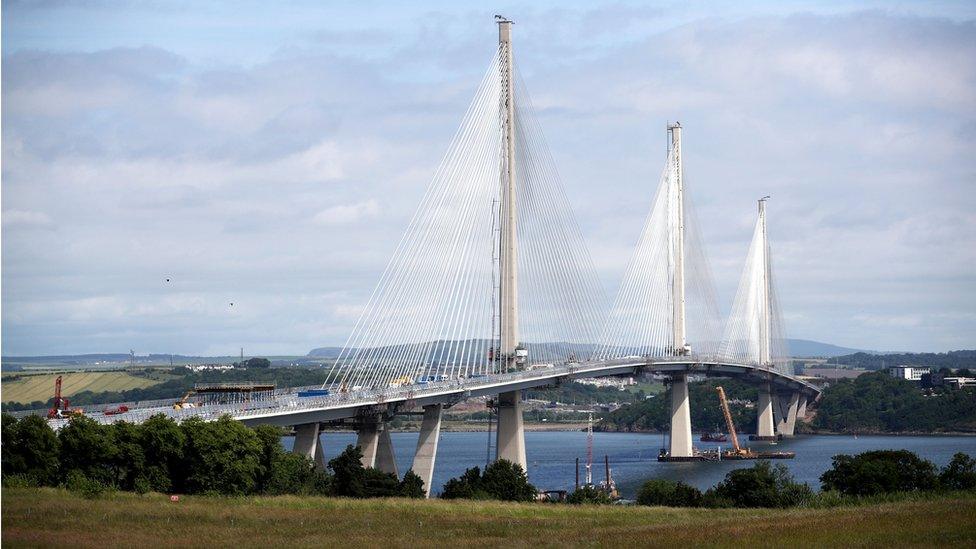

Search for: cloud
xmin=1 ymin=4 xmax=974 ymax=355
xmin=2 ymin=210 xmax=54 ymax=228
xmin=313 ymin=200 xmax=380 ymax=225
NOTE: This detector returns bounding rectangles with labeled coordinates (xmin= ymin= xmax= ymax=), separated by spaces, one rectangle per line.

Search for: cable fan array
xmin=593 ymin=145 xmax=721 ymax=361
xmin=324 ymin=48 xmax=607 ymax=391
xmin=719 ymin=207 xmax=792 ymax=375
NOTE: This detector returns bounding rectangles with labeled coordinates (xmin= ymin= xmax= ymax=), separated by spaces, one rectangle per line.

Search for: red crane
xmin=47 ymin=375 xmax=69 ymax=419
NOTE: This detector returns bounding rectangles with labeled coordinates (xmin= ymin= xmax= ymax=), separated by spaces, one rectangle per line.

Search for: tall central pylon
xmin=498 ymin=18 xmax=519 ymax=371
xmin=757 ymin=197 xmax=771 ymax=367
xmin=668 ymin=123 xmax=687 ymax=357
xmin=495 ymin=17 xmax=527 ymax=470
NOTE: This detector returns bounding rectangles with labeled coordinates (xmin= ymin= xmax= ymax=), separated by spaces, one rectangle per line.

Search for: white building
xmin=888 ymin=366 xmax=930 ymax=381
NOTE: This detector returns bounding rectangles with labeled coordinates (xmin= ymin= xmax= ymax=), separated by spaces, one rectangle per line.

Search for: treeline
xmin=631 ymin=450 xmax=976 ymax=509
xmin=526 ymin=382 xmax=647 ymax=406
xmin=827 ymin=350 xmax=976 ymax=370
xmin=1 ymin=367 xmax=333 ymax=412
xmin=1 ymin=413 xmax=424 ymax=499
xmin=596 ymin=378 xmax=758 ymax=433
xmin=812 ymin=372 xmax=976 ymax=433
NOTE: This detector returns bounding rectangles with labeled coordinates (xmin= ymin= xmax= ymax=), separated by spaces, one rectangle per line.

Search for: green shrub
xmin=64 ymin=470 xmax=109 ymax=499
xmin=567 ymin=485 xmax=613 ymax=505
xmin=708 ymin=461 xmax=813 ymax=508
xmin=2 ymin=474 xmax=39 ymax=489
xmin=441 ymin=460 xmax=536 ymax=502
xmin=398 ymin=470 xmax=426 ymax=498
xmin=940 ymin=453 xmax=976 ymax=491
xmin=821 ymin=450 xmax=938 ymax=496
xmin=636 ymin=479 xmax=703 ymax=507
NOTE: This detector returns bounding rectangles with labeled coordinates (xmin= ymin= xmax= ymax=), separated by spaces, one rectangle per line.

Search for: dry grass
xmin=1 ymin=372 xmax=163 ymax=404
xmin=3 ymin=488 xmax=975 ymax=548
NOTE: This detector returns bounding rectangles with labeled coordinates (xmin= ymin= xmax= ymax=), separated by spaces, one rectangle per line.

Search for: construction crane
xmin=716 ymin=386 xmax=746 ymax=456
xmin=47 ymin=375 xmax=82 ymax=419
xmin=173 ymin=390 xmax=196 ymax=410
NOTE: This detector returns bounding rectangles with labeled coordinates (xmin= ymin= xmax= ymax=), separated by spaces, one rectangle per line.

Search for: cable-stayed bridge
xmin=40 ymin=19 xmax=819 ymax=496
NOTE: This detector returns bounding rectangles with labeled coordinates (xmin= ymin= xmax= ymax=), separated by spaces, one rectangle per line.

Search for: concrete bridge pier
xmin=410 ymin=404 xmax=443 ymax=498
xmin=293 ymin=422 xmax=325 ymax=469
xmin=496 ymin=390 xmax=527 ymax=469
xmin=751 ymin=382 xmax=778 ymax=441
xmin=775 ymin=392 xmax=800 ymax=437
xmin=797 ymin=394 xmax=808 ymax=422
xmin=669 ymin=373 xmax=694 ymax=458
xmin=357 ymin=417 xmax=399 ymax=476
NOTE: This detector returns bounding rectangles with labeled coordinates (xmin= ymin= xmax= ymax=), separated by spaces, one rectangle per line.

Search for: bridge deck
xmin=35 ymin=358 xmax=820 ymax=428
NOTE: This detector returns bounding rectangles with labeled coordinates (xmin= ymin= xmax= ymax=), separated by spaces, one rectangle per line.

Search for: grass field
xmin=3 ymin=488 xmax=974 ymax=548
xmin=0 ymin=371 xmax=165 ymax=404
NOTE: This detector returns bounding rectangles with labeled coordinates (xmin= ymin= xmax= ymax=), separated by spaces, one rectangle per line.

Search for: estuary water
xmin=286 ymin=431 xmax=976 ymax=498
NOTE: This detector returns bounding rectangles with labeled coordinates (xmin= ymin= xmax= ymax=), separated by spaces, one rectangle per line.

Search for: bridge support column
xmin=776 ymin=392 xmax=800 ymax=437
xmin=669 ymin=374 xmax=694 ymax=458
xmin=357 ymin=418 xmax=398 ymax=475
xmin=797 ymin=395 xmax=808 ymax=422
xmin=751 ymin=382 xmax=777 ymax=441
xmin=410 ymin=404 xmax=443 ymax=498
xmin=496 ymin=390 xmax=527 ymax=469
xmin=293 ymin=423 xmax=325 ymax=469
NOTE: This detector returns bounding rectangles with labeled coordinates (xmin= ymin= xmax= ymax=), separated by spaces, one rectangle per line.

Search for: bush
xmin=940 ymin=453 xmax=976 ymax=491
xmin=480 ymin=460 xmax=537 ymax=502
xmin=708 ymin=461 xmax=813 ymax=508
xmin=567 ymin=485 xmax=613 ymax=505
xmin=64 ymin=470 xmax=109 ymax=499
xmin=820 ymin=450 xmax=939 ymax=496
xmin=398 ymin=470 xmax=426 ymax=498
xmin=636 ymin=479 xmax=703 ymax=507
xmin=179 ymin=416 xmax=264 ymax=495
xmin=441 ymin=466 xmax=487 ymax=500
xmin=2 ymin=414 xmax=61 ymax=485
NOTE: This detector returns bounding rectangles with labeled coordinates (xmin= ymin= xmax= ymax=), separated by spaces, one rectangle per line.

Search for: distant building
xmin=944 ymin=377 xmax=976 ymax=389
xmin=889 ymin=366 xmax=930 ymax=381
xmin=187 ymin=363 xmax=235 ymax=372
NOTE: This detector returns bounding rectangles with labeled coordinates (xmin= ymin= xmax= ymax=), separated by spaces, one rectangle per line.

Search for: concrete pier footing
xmin=496 ymin=390 xmax=527 ymax=469
xmin=357 ymin=418 xmax=398 ymax=475
xmin=292 ymin=422 xmax=325 ymax=469
xmin=754 ymin=382 xmax=776 ymax=440
xmin=776 ymin=392 xmax=800 ymax=437
xmin=410 ymin=404 xmax=443 ymax=498
xmin=669 ymin=374 xmax=694 ymax=458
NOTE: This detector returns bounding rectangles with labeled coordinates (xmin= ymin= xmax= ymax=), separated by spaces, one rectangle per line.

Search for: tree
xmin=441 ymin=466 xmax=485 ymax=500
xmin=328 ymin=445 xmax=368 ymax=497
xmin=108 ymin=421 xmax=146 ymax=491
xmin=179 ymin=416 xmax=264 ymax=495
xmin=362 ymin=468 xmax=400 ymax=498
xmin=820 ymin=450 xmax=939 ymax=496
xmin=2 ymin=414 xmax=60 ymax=485
xmin=242 ymin=358 xmax=271 ymax=369
xmin=709 ymin=461 xmax=812 ymax=508
xmin=58 ymin=416 xmax=117 ymax=485
xmin=939 ymin=452 xmax=976 ymax=491
xmin=398 ymin=470 xmax=426 ymax=498
xmin=567 ymin=485 xmax=612 ymax=504
xmin=480 ymin=459 xmax=537 ymax=502
xmin=264 ymin=451 xmax=332 ymax=495
xmin=138 ymin=414 xmax=185 ymax=492
xmin=636 ymin=479 xmax=703 ymax=507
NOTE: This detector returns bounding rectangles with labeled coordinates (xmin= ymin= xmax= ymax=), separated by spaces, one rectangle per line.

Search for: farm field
xmin=3 ymin=488 xmax=974 ymax=548
xmin=0 ymin=371 xmax=166 ymax=404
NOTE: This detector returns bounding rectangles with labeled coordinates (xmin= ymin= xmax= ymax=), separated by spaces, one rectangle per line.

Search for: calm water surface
xmin=286 ymin=431 xmax=976 ymax=498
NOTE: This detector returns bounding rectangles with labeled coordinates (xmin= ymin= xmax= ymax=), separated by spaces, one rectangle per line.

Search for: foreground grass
xmin=3 ymin=488 xmax=975 ymax=548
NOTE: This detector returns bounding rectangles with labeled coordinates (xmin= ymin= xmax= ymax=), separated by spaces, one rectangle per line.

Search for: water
xmin=286 ymin=431 xmax=976 ymax=498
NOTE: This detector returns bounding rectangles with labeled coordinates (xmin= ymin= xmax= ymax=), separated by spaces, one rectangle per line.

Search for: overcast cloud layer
xmin=3 ymin=1 xmax=975 ymax=356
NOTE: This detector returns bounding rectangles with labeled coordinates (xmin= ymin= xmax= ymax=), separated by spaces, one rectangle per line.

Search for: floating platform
xmin=748 ymin=435 xmax=783 ymax=441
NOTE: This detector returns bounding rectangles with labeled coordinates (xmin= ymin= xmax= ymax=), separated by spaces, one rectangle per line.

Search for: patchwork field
xmin=1 ymin=371 xmax=165 ymax=404
xmin=2 ymin=488 xmax=974 ymax=548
